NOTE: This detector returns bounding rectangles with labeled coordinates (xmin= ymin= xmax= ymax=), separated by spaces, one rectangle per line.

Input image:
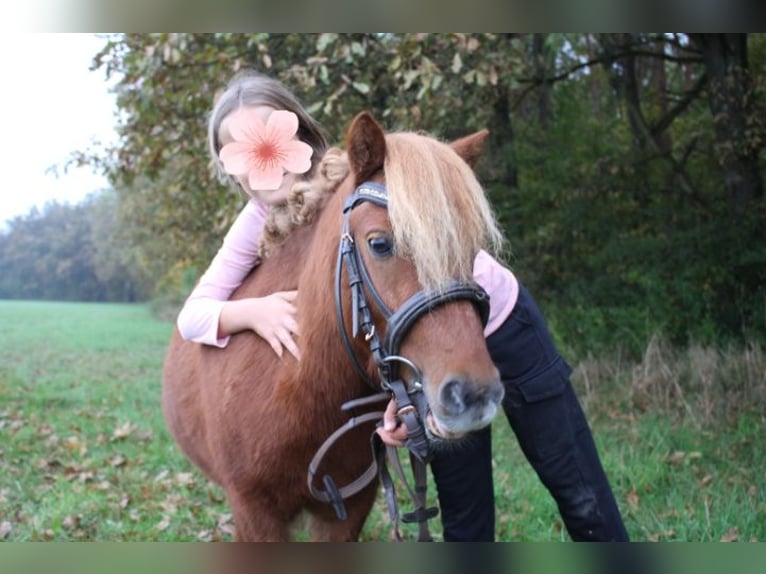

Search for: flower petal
xmin=219 ymin=142 xmax=254 ymax=175
xmin=265 ymin=110 xmax=300 ymax=142
xmin=280 ymin=140 xmax=314 ymax=174
xmin=248 ymin=163 xmax=285 ymax=191
xmin=227 ymin=108 xmax=267 ymax=143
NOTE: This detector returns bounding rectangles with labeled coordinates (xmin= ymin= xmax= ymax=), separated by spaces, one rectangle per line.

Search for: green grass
xmin=0 ymin=300 xmax=763 ymax=542
xmin=0 ymin=301 xmax=226 ymax=541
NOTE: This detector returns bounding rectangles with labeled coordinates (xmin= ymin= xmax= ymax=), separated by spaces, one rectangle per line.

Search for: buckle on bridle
xmin=397 ymin=404 xmax=416 ymax=417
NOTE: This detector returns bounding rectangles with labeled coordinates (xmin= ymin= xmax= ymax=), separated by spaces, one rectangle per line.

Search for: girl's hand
xmin=375 ymin=398 xmax=409 ymax=447
xmin=249 ymin=290 xmax=301 ymax=360
xmin=219 ymin=291 xmax=301 ymax=360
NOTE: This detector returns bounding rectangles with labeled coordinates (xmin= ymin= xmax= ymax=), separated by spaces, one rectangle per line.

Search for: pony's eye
xmin=366 ymin=234 xmax=394 ymax=258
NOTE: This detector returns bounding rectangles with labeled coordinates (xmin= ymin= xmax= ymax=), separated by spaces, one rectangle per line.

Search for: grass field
xmin=0 ymin=300 xmax=763 ymax=542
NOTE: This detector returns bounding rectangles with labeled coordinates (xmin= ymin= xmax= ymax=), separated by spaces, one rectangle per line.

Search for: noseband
xmin=334 ymin=181 xmax=491 ymax=461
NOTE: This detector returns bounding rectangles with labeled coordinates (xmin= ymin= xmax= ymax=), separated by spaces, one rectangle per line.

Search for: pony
xmin=161 ymin=112 xmax=505 ymax=541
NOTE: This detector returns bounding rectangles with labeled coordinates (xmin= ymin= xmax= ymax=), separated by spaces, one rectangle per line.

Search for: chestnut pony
xmin=161 ymin=112 xmax=505 ymax=541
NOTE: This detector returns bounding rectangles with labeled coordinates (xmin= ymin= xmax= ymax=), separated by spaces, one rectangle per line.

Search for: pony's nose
xmin=439 ymin=378 xmax=505 ymax=416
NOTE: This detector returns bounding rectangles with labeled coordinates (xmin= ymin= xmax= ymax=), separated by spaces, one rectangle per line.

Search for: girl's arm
xmin=472 ymin=250 xmax=520 ymax=338
xmin=176 ymin=200 xmax=301 ymax=359
xmin=176 ymin=200 xmax=267 ymax=347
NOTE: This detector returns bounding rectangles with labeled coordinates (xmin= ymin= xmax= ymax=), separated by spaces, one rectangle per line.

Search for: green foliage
xmin=0 ymin=198 xmax=148 ymax=302
xmin=496 ymin=34 xmax=766 ymax=354
xmin=60 ymin=33 xmax=766 ymax=350
xmin=149 ymin=261 xmax=199 ymax=322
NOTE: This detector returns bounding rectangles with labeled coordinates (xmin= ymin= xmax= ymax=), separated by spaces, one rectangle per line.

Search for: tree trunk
xmin=692 ymin=33 xmax=764 ymax=218
xmin=531 ymin=33 xmax=552 ymax=130
xmin=488 ymin=84 xmax=518 ymax=188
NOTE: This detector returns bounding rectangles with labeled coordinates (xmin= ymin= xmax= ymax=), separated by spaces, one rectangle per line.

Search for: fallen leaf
xmin=109 ymin=454 xmax=127 ymax=467
xmin=626 ymin=489 xmax=640 ymax=511
xmin=76 ymin=470 xmax=95 ymax=482
xmin=63 ymin=435 xmax=87 ymax=456
xmin=699 ymin=474 xmax=714 ymax=487
xmin=667 ymin=451 xmax=686 ymax=465
xmin=154 ymin=470 xmax=170 ymax=482
xmin=174 ymin=472 xmax=195 ymax=488
xmin=112 ymin=422 xmax=134 ymax=441
xmin=62 ymin=515 xmax=81 ymax=530
xmin=217 ymin=513 xmax=235 ymax=537
xmin=0 ymin=521 xmax=11 ymax=539
xmin=665 ymin=528 xmax=677 ymax=539
xmin=720 ymin=527 xmax=739 ymax=542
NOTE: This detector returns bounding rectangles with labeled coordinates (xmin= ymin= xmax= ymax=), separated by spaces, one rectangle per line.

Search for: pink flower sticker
xmin=219 ymin=109 xmax=314 ymax=191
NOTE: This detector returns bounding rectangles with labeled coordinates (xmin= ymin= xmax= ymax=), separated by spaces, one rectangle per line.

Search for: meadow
xmin=0 ymin=300 xmax=763 ymax=542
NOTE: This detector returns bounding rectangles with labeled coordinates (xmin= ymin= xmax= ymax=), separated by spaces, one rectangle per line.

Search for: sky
xmin=0 ymin=33 xmax=117 ymax=228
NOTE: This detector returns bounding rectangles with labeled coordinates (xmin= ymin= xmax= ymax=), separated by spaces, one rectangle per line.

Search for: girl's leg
xmin=488 ymin=284 xmax=629 ymax=541
xmin=430 ymin=425 xmax=495 ymax=541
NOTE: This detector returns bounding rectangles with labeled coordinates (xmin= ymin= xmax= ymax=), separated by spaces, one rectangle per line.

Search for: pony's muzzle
xmin=430 ymin=376 xmax=504 ymax=438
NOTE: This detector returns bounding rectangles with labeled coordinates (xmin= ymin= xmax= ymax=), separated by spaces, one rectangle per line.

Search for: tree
xmin=75 ymin=33 xmax=766 ymax=348
xmin=690 ymin=34 xmax=764 ymax=219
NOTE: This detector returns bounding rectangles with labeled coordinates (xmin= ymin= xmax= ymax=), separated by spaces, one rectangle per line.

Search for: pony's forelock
xmin=259 ymin=134 xmax=505 ymax=290
xmin=384 ymin=133 xmax=504 ymax=291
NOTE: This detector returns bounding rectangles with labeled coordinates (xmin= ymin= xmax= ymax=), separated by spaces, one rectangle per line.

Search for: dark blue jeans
xmin=430 ymin=284 xmax=629 ymax=541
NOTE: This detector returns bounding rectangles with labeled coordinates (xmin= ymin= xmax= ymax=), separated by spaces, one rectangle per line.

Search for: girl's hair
xmin=207 ymin=70 xmax=328 ymax=184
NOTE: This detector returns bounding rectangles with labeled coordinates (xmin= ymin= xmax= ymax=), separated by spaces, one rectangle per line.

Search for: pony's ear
xmin=345 ymin=111 xmax=387 ymax=185
xmin=450 ymin=130 xmax=490 ymax=169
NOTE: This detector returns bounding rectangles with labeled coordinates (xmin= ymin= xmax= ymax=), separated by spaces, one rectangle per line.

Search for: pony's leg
xmin=308 ymin=483 xmax=378 ymax=541
xmin=226 ymin=488 xmax=292 ymax=542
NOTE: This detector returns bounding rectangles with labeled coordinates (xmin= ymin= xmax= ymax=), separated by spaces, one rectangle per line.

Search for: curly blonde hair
xmin=258 ymin=148 xmax=349 ymax=259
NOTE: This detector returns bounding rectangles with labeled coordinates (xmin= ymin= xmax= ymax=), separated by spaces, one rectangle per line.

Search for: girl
xmin=177 ymin=71 xmax=328 ymax=360
xmin=178 ymin=70 xmax=628 ymax=542
xmin=376 ymin=271 xmax=630 ymax=541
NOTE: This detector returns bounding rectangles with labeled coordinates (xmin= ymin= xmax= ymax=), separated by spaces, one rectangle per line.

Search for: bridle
xmin=308 ymin=180 xmax=491 ymax=540
xmin=335 ymin=180 xmax=490 ymax=459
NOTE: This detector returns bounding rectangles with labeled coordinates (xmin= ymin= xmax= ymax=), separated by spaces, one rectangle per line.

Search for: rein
xmin=307 ymin=181 xmax=490 ymax=541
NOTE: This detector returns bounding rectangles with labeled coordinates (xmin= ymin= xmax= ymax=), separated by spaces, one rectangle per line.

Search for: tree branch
xmin=651 ymin=72 xmax=708 ymax=137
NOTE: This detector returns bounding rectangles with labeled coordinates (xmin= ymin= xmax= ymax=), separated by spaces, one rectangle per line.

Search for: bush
xmin=149 ymin=262 xmax=199 ymax=323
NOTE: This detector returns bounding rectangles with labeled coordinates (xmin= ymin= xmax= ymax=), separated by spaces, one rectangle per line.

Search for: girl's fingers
xmin=285 ymin=316 xmax=300 ymax=336
xmin=375 ymin=426 xmax=405 ymax=447
xmin=383 ymin=398 xmax=399 ymax=431
xmin=283 ymin=336 xmax=301 ymax=361
xmin=276 ymin=290 xmax=298 ymax=301
xmin=268 ymin=337 xmax=283 ymax=358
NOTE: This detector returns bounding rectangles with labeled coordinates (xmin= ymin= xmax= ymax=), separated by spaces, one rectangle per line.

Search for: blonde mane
xmin=259 ymin=133 xmax=505 ymax=293
xmin=384 ymin=132 xmax=505 ymax=291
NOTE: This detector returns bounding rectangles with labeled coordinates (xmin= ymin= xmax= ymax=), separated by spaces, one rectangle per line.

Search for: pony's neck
xmin=284 ymin=182 xmax=372 ymax=404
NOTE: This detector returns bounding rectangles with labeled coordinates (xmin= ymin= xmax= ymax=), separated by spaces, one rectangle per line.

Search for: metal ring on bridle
xmin=380 ymin=355 xmax=423 ymax=392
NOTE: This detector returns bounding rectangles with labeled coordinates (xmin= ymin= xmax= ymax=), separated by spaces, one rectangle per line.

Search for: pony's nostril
xmin=440 ymin=379 xmax=505 ymax=416
xmin=439 ymin=379 xmax=465 ymax=415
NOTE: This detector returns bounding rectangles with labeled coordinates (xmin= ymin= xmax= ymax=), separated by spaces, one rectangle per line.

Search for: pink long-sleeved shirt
xmin=176 ymin=199 xmax=519 ymax=347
